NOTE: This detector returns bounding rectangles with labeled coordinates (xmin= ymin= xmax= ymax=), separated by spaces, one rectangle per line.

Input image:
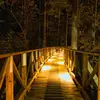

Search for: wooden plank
xmin=85 ymin=63 xmax=98 ymax=88
xmin=13 ymin=61 xmax=25 ymax=88
xmin=98 ymin=57 xmax=100 ymax=100
xmin=82 ymin=54 xmax=88 ymax=87
xmin=6 ymin=56 xmax=14 ymax=100
xmin=25 ymin=53 xmax=84 ymax=100
xmin=0 ymin=58 xmax=9 ymax=89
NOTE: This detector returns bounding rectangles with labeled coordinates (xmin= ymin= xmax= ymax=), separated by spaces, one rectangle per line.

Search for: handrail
xmin=64 ymin=47 xmax=100 ymax=100
xmin=0 ymin=47 xmax=55 ymax=59
xmin=0 ymin=47 xmax=56 ymax=100
xmin=0 ymin=46 xmax=100 ymax=100
xmin=64 ymin=48 xmax=100 ymax=56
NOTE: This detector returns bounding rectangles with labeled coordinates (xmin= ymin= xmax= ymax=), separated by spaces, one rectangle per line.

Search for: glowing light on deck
xmin=70 ymin=60 xmax=72 ymax=66
xmin=48 ymin=59 xmax=53 ymax=62
xmin=57 ymin=61 xmax=64 ymax=65
xmin=71 ymin=72 xmax=75 ymax=77
xmin=41 ymin=65 xmax=51 ymax=71
xmin=59 ymin=72 xmax=73 ymax=83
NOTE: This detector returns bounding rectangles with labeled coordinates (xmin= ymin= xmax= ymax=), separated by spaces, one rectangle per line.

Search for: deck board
xmin=25 ymin=53 xmax=84 ymax=100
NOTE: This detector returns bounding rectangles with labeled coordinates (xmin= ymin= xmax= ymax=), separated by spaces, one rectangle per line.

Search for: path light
xmin=41 ymin=65 xmax=51 ymax=71
xmin=48 ymin=59 xmax=53 ymax=62
xmin=59 ymin=72 xmax=73 ymax=83
xmin=70 ymin=60 xmax=72 ymax=66
xmin=58 ymin=61 xmax=64 ymax=65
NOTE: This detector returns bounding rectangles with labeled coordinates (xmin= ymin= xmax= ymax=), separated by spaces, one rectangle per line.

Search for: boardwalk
xmin=25 ymin=52 xmax=84 ymax=100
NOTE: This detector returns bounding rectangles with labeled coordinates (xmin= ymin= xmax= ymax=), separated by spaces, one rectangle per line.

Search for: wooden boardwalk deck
xmin=25 ymin=53 xmax=84 ymax=100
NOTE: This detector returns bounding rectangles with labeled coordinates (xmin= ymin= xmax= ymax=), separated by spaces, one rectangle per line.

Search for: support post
xmin=6 ymin=56 xmax=14 ymax=100
xmin=22 ymin=53 xmax=27 ymax=86
xmin=21 ymin=53 xmax=27 ymax=99
xmin=67 ymin=50 xmax=70 ymax=70
xmin=98 ymin=57 xmax=100 ymax=100
xmin=30 ymin=52 xmax=34 ymax=76
xmin=72 ymin=51 xmax=76 ymax=71
xmin=82 ymin=54 xmax=88 ymax=87
xmin=44 ymin=0 xmax=46 ymax=47
xmin=66 ymin=10 xmax=68 ymax=47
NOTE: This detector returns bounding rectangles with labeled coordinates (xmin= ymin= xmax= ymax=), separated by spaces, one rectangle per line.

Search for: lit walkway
xmin=25 ymin=52 xmax=84 ymax=100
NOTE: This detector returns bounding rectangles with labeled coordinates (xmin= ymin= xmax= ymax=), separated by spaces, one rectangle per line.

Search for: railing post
xmin=30 ymin=52 xmax=34 ymax=76
xmin=70 ymin=51 xmax=73 ymax=71
xmin=64 ymin=49 xmax=68 ymax=68
xmin=6 ymin=56 xmax=14 ymax=100
xmin=67 ymin=50 xmax=70 ymax=70
xmin=98 ymin=57 xmax=100 ymax=100
xmin=38 ymin=51 xmax=40 ymax=68
xmin=72 ymin=51 xmax=76 ymax=71
xmin=35 ymin=51 xmax=38 ymax=71
xmin=82 ymin=54 xmax=88 ymax=87
xmin=21 ymin=53 xmax=27 ymax=99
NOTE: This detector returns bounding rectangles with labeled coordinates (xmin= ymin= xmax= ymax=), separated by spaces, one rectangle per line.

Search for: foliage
xmin=77 ymin=1 xmax=100 ymax=52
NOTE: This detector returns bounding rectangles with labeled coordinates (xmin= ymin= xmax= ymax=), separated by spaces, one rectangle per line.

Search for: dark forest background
xmin=0 ymin=0 xmax=100 ymax=53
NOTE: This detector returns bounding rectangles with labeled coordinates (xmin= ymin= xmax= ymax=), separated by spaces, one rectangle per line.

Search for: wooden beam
xmin=28 ymin=52 xmax=35 ymax=77
xmin=98 ymin=57 xmax=100 ymax=100
xmin=13 ymin=61 xmax=25 ymax=88
xmin=44 ymin=0 xmax=46 ymax=47
xmin=72 ymin=51 xmax=76 ymax=71
xmin=0 ymin=58 xmax=9 ymax=89
xmin=67 ymin=50 xmax=70 ymax=70
xmin=70 ymin=72 xmax=90 ymax=100
xmin=27 ymin=53 xmax=32 ymax=76
xmin=17 ymin=67 xmax=42 ymax=100
xmin=82 ymin=54 xmax=88 ymax=88
xmin=6 ymin=56 xmax=14 ymax=100
xmin=85 ymin=63 xmax=98 ymax=88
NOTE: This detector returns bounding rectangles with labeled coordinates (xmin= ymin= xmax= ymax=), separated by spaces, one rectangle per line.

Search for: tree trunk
xmin=71 ymin=0 xmax=79 ymax=50
xmin=66 ymin=11 xmax=68 ymax=47
xmin=71 ymin=15 xmax=77 ymax=49
xmin=44 ymin=0 xmax=46 ymax=47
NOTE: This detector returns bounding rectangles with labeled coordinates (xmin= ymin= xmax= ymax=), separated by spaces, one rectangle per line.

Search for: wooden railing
xmin=64 ymin=48 xmax=100 ymax=100
xmin=1 ymin=46 xmax=100 ymax=100
xmin=0 ymin=47 xmax=56 ymax=100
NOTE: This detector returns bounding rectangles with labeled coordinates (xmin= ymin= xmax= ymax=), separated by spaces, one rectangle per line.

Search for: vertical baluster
xmin=38 ymin=51 xmax=40 ymax=68
xmin=43 ymin=49 xmax=45 ymax=60
xmin=70 ymin=51 xmax=73 ymax=71
xmin=66 ymin=49 xmax=68 ymax=65
xmin=6 ymin=56 xmax=14 ymax=100
xmin=64 ymin=49 xmax=67 ymax=66
xmin=98 ymin=57 xmax=100 ymax=100
xmin=21 ymin=53 xmax=27 ymax=99
xmin=35 ymin=51 xmax=38 ymax=71
xmin=22 ymin=53 xmax=27 ymax=86
xmin=67 ymin=50 xmax=70 ymax=70
xmin=30 ymin=52 xmax=34 ymax=76
xmin=64 ymin=48 xmax=66 ymax=61
xmin=82 ymin=54 xmax=88 ymax=87
xmin=72 ymin=51 xmax=76 ymax=71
